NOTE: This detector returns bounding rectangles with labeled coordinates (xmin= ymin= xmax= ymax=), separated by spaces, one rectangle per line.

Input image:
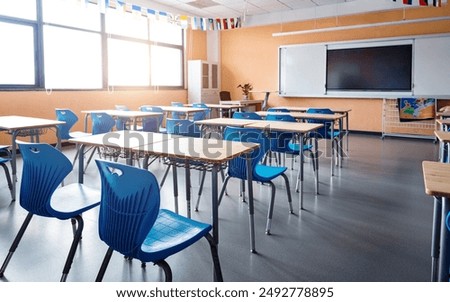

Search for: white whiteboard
xmin=279 ymin=35 xmax=450 ymax=98
xmin=413 ymin=36 xmax=450 ymax=97
xmin=278 ymin=44 xmax=326 ymax=97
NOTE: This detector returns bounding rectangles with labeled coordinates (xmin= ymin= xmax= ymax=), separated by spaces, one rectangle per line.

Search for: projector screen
xmin=326 ymin=44 xmax=413 ymax=92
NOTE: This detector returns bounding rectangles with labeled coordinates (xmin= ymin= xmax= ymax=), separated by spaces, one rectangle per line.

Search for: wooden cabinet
xmin=188 ymin=60 xmax=219 ymax=104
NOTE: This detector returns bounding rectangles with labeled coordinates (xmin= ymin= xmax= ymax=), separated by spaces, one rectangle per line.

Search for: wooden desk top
xmin=194 ymin=118 xmax=259 ymax=128
xmin=136 ymin=137 xmax=259 ymax=164
xmin=437 ymin=111 xmax=450 ymax=118
xmin=245 ymin=120 xmax=323 ymax=133
xmin=255 ymin=111 xmax=345 ymax=121
xmin=220 ymin=100 xmax=264 ymax=106
xmin=269 ymin=106 xmax=352 ymax=114
xmin=0 ymin=115 xmax=65 ymax=130
xmin=185 ymin=103 xmax=245 ymax=110
xmin=69 ymin=130 xmax=178 ymax=149
xmin=435 ymin=130 xmax=450 ymax=143
xmin=81 ymin=110 xmax=162 ymax=118
xmin=436 ymin=119 xmax=450 ymax=126
xmin=158 ymin=106 xmax=207 ymax=113
xmin=423 ymin=161 xmax=450 ymax=198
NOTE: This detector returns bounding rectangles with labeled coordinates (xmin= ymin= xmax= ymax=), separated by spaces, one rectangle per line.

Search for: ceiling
xmin=129 ymin=0 xmax=445 ymax=19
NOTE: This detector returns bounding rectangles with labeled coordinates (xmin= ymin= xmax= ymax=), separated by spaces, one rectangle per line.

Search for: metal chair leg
xmin=0 ymin=213 xmax=33 ymax=277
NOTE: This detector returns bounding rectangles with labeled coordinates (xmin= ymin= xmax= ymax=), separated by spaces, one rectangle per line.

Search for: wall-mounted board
xmin=278 ymin=35 xmax=450 ymax=99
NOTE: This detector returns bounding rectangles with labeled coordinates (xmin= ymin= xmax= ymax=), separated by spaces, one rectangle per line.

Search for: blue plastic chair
xmin=306 ymin=108 xmax=341 ymax=174
xmin=140 ymin=106 xmax=162 ymax=133
xmin=161 ymin=118 xmax=203 ymax=215
xmin=266 ymin=114 xmax=318 ymax=193
xmin=266 ymin=114 xmax=315 ymax=162
xmin=166 ymin=118 xmax=201 ymax=138
xmin=218 ymin=127 xmax=293 ymax=235
xmin=55 ymin=108 xmax=90 ymax=165
xmin=192 ymin=103 xmax=210 ymax=121
xmin=171 ymin=102 xmax=185 ymax=119
xmin=94 ymin=159 xmax=223 ymax=282
xmin=0 ymin=146 xmax=13 ymax=201
xmin=0 ymin=142 xmax=100 ymax=281
xmin=140 ymin=105 xmax=166 ymax=133
xmin=84 ymin=112 xmax=116 ymax=171
xmin=267 ymin=108 xmax=290 ymax=112
xmin=114 ymin=105 xmax=130 ymax=131
xmin=232 ymin=111 xmax=262 ymax=120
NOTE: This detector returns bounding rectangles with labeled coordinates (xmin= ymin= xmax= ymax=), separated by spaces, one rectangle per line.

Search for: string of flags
xmin=79 ymin=0 xmax=242 ymax=30
xmin=393 ymin=0 xmax=442 ymax=6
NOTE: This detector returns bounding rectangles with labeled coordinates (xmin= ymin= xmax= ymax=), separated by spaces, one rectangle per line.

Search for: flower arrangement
xmin=237 ymin=83 xmax=253 ymax=98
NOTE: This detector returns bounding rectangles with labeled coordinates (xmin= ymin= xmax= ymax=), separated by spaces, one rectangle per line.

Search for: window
xmin=42 ymin=0 xmax=100 ymax=31
xmin=0 ymin=0 xmax=185 ymax=90
xmin=0 ymin=22 xmax=35 ymax=86
xmin=0 ymin=0 xmax=36 ymax=20
xmin=43 ymin=26 xmax=102 ymax=89
xmin=108 ymin=38 xmax=150 ymax=87
xmin=150 ymin=45 xmax=182 ymax=87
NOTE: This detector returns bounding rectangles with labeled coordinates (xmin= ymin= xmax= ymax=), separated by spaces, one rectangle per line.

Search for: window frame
xmin=0 ymin=0 xmax=185 ymax=91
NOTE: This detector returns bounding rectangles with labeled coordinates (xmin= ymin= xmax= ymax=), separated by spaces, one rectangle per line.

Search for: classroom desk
xmin=156 ymin=106 xmax=208 ymax=120
xmin=436 ymin=118 xmax=450 ymax=131
xmin=135 ymin=136 xmax=260 ymax=253
xmin=435 ymin=130 xmax=450 ymax=163
xmin=194 ymin=117 xmax=261 ymax=138
xmin=81 ymin=110 xmax=163 ymax=132
xmin=255 ymin=111 xmax=346 ymax=176
xmin=243 ymin=120 xmax=323 ymax=210
xmin=422 ymin=161 xmax=450 ymax=282
xmin=185 ymin=103 xmax=245 ymax=118
xmin=71 ymin=131 xmax=260 ymax=253
xmin=219 ymin=99 xmax=264 ymax=112
xmin=269 ymin=106 xmax=351 ymax=152
xmin=0 ymin=115 xmax=64 ymax=199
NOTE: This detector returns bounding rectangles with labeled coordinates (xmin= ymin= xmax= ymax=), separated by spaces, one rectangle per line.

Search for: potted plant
xmin=237 ymin=83 xmax=253 ymax=100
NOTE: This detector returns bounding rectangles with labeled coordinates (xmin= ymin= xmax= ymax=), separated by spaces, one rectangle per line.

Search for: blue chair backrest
xmin=266 ymin=114 xmax=296 ymax=152
xmin=171 ymin=102 xmax=184 ymax=119
xmin=306 ymin=108 xmax=334 ymax=139
xmin=91 ymin=112 xmax=116 ymax=135
xmin=267 ymin=108 xmax=290 ymax=112
xmin=223 ymin=127 xmax=268 ymax=180
xmin=114 ymin=105 xmax=130 ymax=131
xmin=140 ymin=106 xmax=163 ymax=132
xmin=95 ymin=159 xmax=160 ymax=257
xmin=166 ymin=118 xmax=201 ymax=138
xmin=18 ymin=142 xmax=72 ymax=217
xmin=55 ymin=109 xmax=79 ymax=140
xmin=232 ymin=112 xmax=262 ymax=120
xmin=192 ymin=103 xmax=210 ymax=121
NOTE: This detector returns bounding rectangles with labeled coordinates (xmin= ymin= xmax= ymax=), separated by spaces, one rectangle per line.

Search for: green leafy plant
xmin=237 ymin=83 xmax=253 ymax=96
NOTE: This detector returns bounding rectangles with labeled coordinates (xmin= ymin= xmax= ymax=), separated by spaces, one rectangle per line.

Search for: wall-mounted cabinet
xmin=188 ymin=60 xmax=220 ymax=104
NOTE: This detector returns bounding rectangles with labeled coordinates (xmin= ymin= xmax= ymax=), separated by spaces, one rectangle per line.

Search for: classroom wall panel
xmin=221 ymin=4 xmax=450 ymax=132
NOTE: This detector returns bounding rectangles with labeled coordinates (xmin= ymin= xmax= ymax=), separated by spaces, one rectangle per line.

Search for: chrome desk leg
xmin=246 ymin=154 xmax=256 ymax=253
xmin=438 ymin=197 xmax=450 ymax=281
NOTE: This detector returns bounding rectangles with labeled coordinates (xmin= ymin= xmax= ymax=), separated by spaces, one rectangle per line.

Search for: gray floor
xmin=0 ymin=133 xmax=440 ymax=282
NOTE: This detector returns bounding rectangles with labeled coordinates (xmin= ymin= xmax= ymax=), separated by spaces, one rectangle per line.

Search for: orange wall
xmin=221 ymin=5 xmax=450 ymax=132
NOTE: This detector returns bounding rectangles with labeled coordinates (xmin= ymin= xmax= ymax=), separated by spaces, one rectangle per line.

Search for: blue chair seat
xmin=288 ymin=142 xmax=313 ymax=153
xmin=254 ymin=165 xmax=287 ymax=182
xmin=49 ymin=183 xmax=101 ymax=219
xmin=139 ymin=209 xmax=212 ymax=260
